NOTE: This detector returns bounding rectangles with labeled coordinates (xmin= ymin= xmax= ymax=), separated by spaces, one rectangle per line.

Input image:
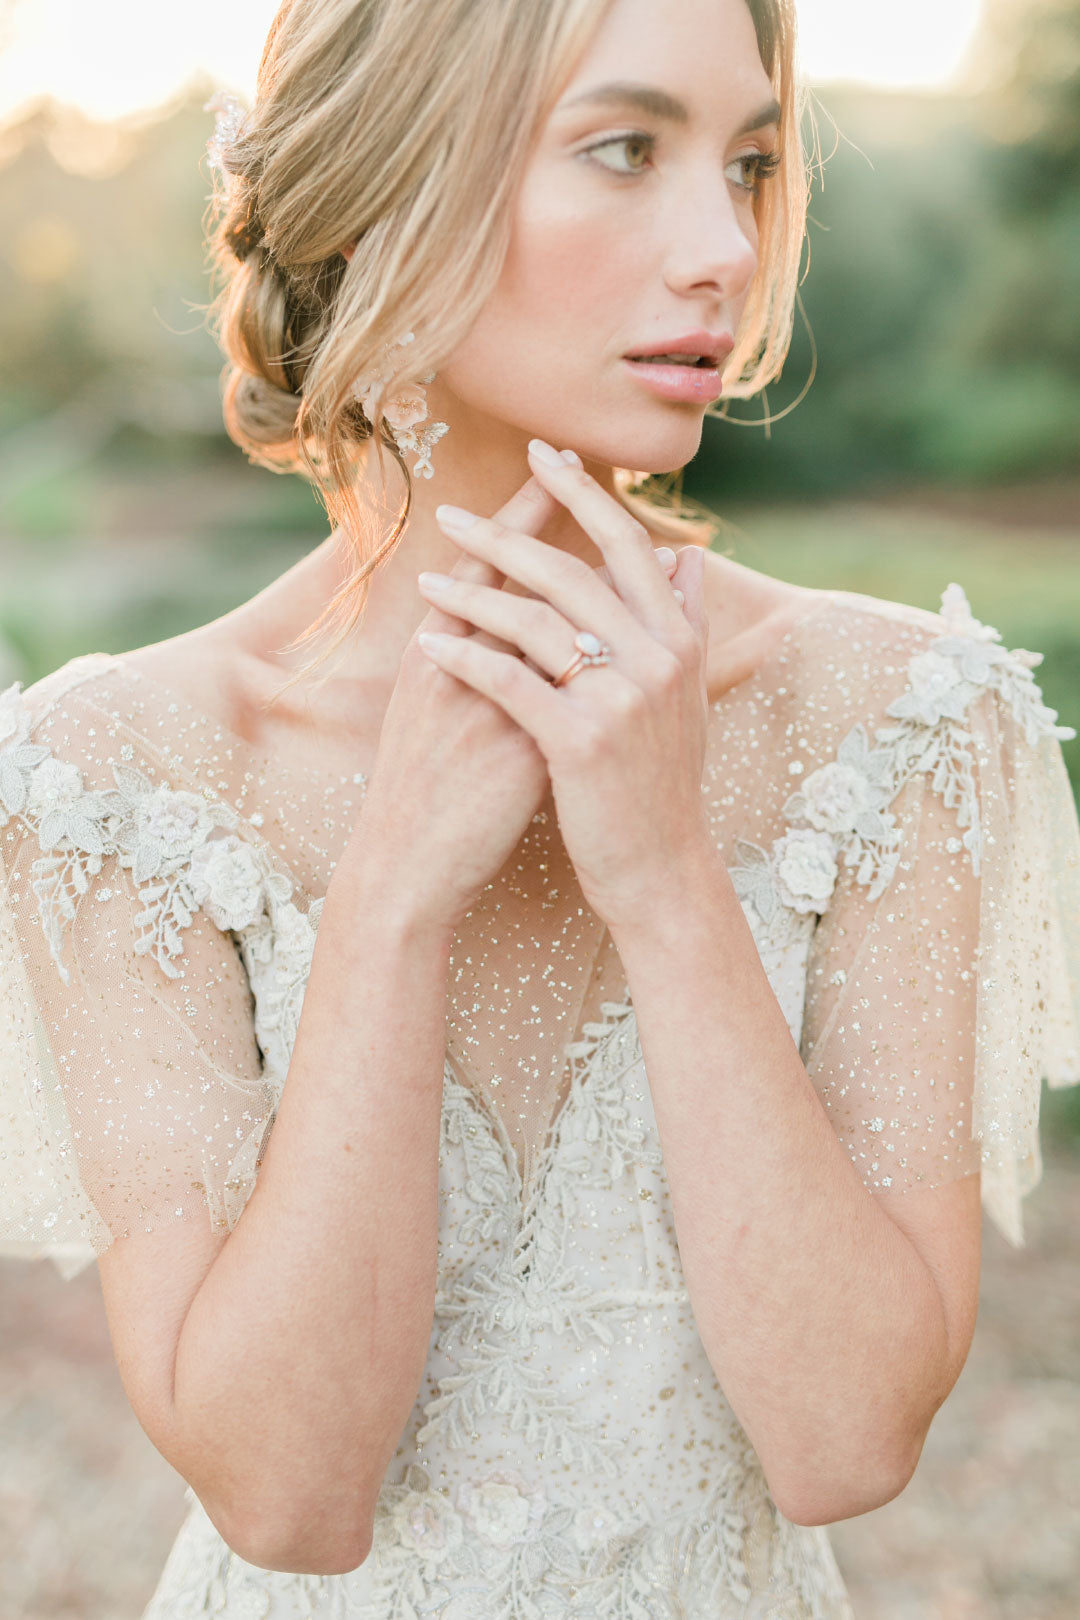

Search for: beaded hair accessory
xmin=204 ymin=91 xmax=264 ymax=260
xmin=204 ymin=91 xmax=248 ymax=180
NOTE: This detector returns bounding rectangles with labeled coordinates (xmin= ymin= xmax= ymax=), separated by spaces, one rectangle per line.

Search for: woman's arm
xmin=100 ymin=856 xmax=454 ymax=1576
xmin=182 ymin=861 xmax=453 ymax=1565
xmin=606 ymin=848 xmax=981 ymax=1529
xmin=97 ymin=475 xmax=569 ymax=1576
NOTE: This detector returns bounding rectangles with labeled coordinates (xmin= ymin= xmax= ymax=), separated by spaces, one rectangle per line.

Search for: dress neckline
xmin=51 ymin=590 xmax=851 ymax=930
xmin=87 ymin=587 xmax=841 ymax=780
xmin=85 ymin=650 xmax=370 ymax=793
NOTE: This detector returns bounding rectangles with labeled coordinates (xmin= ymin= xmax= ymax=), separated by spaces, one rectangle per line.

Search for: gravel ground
xmin=2 ymin=1153 xmax=1078 ymax=1620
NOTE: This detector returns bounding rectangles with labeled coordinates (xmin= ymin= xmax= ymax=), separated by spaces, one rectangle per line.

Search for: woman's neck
xmin=237 ymin=436 xmax=623 ymax=694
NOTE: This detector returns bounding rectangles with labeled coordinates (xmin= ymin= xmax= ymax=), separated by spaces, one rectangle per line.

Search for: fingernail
xmin=418 ymin=571 xmax=454 ymax=591
xmin=435 ymin=505 xmax=478 ymax=531
xmin=655 ymin=547 xmax=677 ymax=566
xmin=560 ymin=448 xmax=582 ymax=466
xmin=418 ymin=631 xmax=451 ymax=650
xmin=673 ymin=589 xmax=685 ymax=605
xmin=527 ymin=439 xmax=562 ymax=466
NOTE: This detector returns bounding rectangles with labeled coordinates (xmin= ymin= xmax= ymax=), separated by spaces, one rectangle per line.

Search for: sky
xmin=0 ymin=0 xmax=989 ymax=126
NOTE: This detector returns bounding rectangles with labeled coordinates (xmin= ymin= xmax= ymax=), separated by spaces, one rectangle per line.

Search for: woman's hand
xmin=341 ymin=467 xmax=680 ymax=935
xmin=341 ymin=475 xmax=563 ymax=934
xmin=415 ymin=439 xmax=714 ymax=936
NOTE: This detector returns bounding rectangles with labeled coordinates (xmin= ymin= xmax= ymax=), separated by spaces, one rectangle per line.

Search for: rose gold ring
xmin=551 ymin=630 xmax=613 ymax=687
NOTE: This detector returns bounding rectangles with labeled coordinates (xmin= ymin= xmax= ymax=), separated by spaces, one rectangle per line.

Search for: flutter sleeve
xmin=0 ymin=675 xmax=278 ymax=1279
xmin=796 ymin=585 xmax=1080 ymax=1248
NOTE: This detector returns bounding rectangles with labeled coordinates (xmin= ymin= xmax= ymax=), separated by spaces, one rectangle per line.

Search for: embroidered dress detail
xmin=418 ymin=1000 xmax=665 ymax=1479
xmin=731 ymin=584 xmax=1074 ymax=936
xmin=151 ymin=1461 xmax=844 ymax=1620
xmin=0 ymin=685 xmax=272 ymax=984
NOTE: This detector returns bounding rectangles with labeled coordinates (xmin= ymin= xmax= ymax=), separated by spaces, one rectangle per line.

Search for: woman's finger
xmin=416 ymin=627 xmax=624 ymax=765
xmin=420 ymin=473 xmax=560 ymax=650
xmin=524 ymin=441 xmax=689 ymax=636
xmin=417 ymin=541 xmax=687 ymax=678
xmin=432 ymin=505 xmax=678 ymax=675
xmin=671 ymin=542 xmax=708 ymax=655
xmin=418 ymin=572 xmax=587 ymax=681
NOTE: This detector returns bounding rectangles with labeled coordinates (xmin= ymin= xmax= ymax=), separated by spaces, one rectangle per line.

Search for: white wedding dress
xmin=2 ymin=583 xmax=1079 ymax=1619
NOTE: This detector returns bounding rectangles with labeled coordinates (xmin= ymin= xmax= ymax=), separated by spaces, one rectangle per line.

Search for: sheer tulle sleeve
xmin=0 ymin=677 xmax=276 ymax=1280
xmin=798 ymin=600 xmax=1080 ymax=1248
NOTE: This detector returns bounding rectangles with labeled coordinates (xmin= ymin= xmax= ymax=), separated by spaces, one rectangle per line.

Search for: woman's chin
xmin=557 ymin=408 xmax=709 ymax=476
xmin=586 ymin=423 xmax=705 ymax=479
xmin=628 ymin=447 xmax=701 ymax=476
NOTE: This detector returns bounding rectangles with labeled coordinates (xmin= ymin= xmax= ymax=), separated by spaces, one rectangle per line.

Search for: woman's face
xmin=435 ymin=0 xmax=781 ymax=476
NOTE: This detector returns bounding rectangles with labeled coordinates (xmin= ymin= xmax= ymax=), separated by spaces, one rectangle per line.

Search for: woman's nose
xmin=661 ymin=183 xmax=759 ymax=306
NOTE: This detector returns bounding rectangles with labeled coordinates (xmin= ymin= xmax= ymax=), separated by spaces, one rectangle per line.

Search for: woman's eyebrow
xmin=559 ymin=81 xmax=781 ymax=135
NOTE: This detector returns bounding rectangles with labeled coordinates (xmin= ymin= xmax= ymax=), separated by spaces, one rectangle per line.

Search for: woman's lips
xmin=622 ymin=357 xmax=724 ymax=404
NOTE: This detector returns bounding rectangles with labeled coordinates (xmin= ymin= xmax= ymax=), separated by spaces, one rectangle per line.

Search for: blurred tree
xmin=0 ymin=96 xmax=223 ymax=417
xmin=981 ymin=0 xmax=1080 ymax=207
xmin=957 ymin=0 xmax=1080 ymax=418
xmin=686 ymin=34 xmax=1080 ymax=508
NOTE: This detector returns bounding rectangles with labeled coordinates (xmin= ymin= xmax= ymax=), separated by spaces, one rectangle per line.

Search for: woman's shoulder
xmin=799 ymin=580 xmax=977 ymax=652
xmin=12 ymin=629 xmax=242 ymax=736
xmin=701 ymin=552 xmax=970 ymax=707
xmin=788 ymin=581 xmax=1073 ymax=744
xmin=3 ymin=651 xmax=209 ymax=831
xmin=722 ymin=580 xmax=1077 ymax=955
xmin=1 ymin=653 xmax=146 ymax=816
xmin=1 ymin=648 xmax=321 ymax=1006
xmin=6 ymin=630 xmax=293 ymax=791
xmin=9 ymin=650 xmax=124 ymax=727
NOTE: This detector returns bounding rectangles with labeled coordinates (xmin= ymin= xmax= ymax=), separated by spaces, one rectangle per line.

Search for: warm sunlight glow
xmin=797 ymin=0 xmax=986 ymax=89
xmin=0 ymin=1 xmax=281 ymax=123
xmin=0 ymin=0 xmax=989 ymax=126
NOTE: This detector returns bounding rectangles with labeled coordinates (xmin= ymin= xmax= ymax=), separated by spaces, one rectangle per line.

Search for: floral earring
xmin=351 ymin=332 xmax=449 ymax=479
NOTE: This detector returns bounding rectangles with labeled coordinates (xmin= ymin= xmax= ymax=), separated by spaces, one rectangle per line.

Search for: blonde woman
xmin=2 ymin=0 xmax=1079 ymax=1615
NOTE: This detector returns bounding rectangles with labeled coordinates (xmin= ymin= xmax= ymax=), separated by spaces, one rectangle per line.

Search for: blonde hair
xmin=204 ymin=0 xmax=809 ymax=696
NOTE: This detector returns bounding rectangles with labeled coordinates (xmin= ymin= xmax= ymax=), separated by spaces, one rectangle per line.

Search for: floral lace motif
xmin=150 ymin=1464 xmax=850 ymax=1620
xmin=420 ymin=1001 xmax=669 ymax=1478
xmin=365 ymin=1461 xmax=763 ymax=1620
xmin=0 ymin=685 xmax=318 ymax=1031
xmin=730 ymin=583 xmax=1074 ymax=922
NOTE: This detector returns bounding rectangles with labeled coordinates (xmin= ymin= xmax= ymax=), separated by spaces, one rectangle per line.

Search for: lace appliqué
xmin=366 ymin=1462 xmax=761 ymax=1620
xmin=0 ymin=686 xmax=317 ymax=1019
xmin=731 ymin=583 xmax=1074 ymax=924
xmin=154 ymin=1463 xmax=850 ymax=1620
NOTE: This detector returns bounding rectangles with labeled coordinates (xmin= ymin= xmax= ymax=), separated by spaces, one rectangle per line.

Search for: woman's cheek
xmin=509 ymin=184 xmax=636 ymax=315
xmin=462 ymin=216 xmax=629 ymax=385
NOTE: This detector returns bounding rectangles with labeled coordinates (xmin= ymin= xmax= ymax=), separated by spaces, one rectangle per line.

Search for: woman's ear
xmin=341 ymin=241 xmax=357 ymax=263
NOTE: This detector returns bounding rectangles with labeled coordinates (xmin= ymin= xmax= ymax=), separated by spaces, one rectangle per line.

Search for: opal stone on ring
xmin=552 ymin=629 xmax=613 ymax=688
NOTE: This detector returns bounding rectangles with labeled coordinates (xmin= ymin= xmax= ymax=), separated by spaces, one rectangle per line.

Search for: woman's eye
xmin=726 ymin=151 xmax=781 ymax=195
xmin=583 ymin=133 xmax=655 ymax=176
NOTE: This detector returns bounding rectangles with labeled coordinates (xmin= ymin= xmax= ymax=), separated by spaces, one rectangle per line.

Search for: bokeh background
xmin=1 ymin=0 xmax=1079 ymax=1615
